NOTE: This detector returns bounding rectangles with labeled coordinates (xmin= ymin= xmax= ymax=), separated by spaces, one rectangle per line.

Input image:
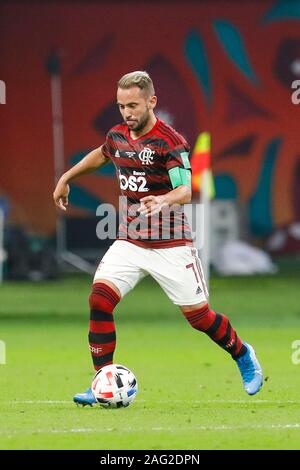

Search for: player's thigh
xmin=148 ymin=246 xmax=209 ymax=306
xmin=93 ymin=240 xmax=147 ymax=298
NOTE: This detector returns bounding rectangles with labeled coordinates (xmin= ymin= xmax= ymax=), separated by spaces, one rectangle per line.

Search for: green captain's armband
xmin=168 ymin=167 xmax=192 ymax=189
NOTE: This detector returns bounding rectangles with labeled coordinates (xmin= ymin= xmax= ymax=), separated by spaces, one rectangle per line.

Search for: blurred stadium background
xmin=0 ymin=0 xmax=300 ymax=450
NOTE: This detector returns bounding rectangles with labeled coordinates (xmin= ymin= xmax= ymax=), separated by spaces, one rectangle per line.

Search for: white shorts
xmin=93 ymin=240 xmax=208 ymax=306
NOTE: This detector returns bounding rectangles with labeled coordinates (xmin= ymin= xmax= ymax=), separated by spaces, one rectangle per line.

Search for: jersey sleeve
xmin=165 ymin=142 xmax=191 ymax=171
xmin=164 ymin=141 xmax=192 ymax=189
xmin=101 ymin=131 xmax=115 ymax=160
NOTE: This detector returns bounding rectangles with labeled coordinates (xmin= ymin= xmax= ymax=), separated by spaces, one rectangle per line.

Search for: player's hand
xmin=53 ymin=179 xmax=70 ymax=211
xmin=138 ymin=195 xmax=168 ymax=217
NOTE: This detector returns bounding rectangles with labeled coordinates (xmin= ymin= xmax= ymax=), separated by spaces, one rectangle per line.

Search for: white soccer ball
xmin=91 ymin=364 xmax=138 ymax=408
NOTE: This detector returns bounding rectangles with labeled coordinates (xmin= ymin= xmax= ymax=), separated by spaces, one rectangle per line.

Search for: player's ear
xmin=148 ymin=95 xmax=157 ymax=110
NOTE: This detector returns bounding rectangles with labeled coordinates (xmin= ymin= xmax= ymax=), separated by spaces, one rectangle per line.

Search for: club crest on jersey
xmin=138 ymin=147 xmax=155 ymax=165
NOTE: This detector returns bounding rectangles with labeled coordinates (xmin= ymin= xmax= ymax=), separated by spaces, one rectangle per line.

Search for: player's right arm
xmin=53 ymin=145 xmax=109 ymax=211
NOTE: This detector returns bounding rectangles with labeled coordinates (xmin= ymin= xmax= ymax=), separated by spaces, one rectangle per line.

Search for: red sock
xmin=88 ymin=283 xmax=120 ymax=370
xmin=183 ymin=304 xmax=246 ymax=359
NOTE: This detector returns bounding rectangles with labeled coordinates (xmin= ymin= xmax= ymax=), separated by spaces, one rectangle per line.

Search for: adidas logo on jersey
xmin=115 ymin=150 xmax=120 ymax=158
xmin=196 ymin=286 xmax=202 ymax=295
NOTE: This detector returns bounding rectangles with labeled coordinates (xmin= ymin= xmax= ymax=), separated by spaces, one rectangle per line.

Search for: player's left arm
xmin=139 ymin=143 xmax=192 ymax=216
xmin=139 ymin=184 xmax=191 ymax=217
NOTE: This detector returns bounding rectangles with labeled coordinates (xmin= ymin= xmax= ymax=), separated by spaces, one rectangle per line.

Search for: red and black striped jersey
xmin=101 ymin=117 xmax=193 ymax=248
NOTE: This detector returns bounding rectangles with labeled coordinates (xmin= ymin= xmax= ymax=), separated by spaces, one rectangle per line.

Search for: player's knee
xmin=89 ymin=282 xmax=120 ymax=312
xmin=182 ymin=302 xmax=210 ymax=330
xmin=180 ymin=301 xmax=208 ymax=314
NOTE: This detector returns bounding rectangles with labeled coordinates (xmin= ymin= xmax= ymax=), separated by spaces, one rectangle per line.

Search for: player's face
xmin=117 ymin=86 xmax=157 ymax=132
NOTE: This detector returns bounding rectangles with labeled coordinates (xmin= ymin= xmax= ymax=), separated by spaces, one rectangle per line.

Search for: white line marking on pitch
xmin=5 ymin=400 xmax=71 ymax=404
xmin=1 ymin=424 xmax=300 ymax=435
xmin=4 ymin=399 xmax=300 ymax=405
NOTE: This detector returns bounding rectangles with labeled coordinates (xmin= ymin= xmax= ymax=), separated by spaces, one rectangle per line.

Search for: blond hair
xmin=118 ymin=71 xmax=155 ymax=97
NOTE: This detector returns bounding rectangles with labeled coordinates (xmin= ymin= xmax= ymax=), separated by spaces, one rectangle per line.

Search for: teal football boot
xmin=235 ymin=343 xmax=263 ymax=395
xmin=73 ymin=387 xmax=97 ymax=406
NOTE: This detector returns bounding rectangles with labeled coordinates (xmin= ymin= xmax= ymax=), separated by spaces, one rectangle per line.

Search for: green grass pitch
xmin=0 ymin=266 xmax=300 ymax=450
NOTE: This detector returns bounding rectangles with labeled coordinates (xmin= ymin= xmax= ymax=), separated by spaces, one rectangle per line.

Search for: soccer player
xmin=53 ymin=71 xmax=263 ymax=405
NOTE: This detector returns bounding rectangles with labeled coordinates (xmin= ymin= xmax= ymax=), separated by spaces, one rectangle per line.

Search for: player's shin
xmin=183 ymin=304 xmax=247 ymax=359
xmin=88 ymin=282 xmax=120 ymax=370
